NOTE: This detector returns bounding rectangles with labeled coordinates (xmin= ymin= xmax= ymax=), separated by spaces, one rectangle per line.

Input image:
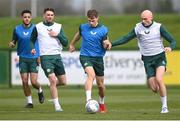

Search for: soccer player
xmin=69 ymin=9 xmax=111 ymax=113
xmin=30 ymin=8 xmax=68 ymax=112
xmin=111 ymin=10 xmax=176 ymax=113
xmin=9 ymin=9 xmax=44 ymax=108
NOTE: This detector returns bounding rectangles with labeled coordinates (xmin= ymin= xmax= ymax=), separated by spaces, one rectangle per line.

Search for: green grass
xmin=0 ymin=14 xmax=180 ymax=50
xmin=0 ymin=85 xmax=180 ymax=120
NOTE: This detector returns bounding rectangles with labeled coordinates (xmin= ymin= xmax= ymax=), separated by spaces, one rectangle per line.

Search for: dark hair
xmin=87 ymin=9 xmax=98 ymax=18
xmin=21 ymin=9 xmax=31 ymax=16
xmin=44 ymin=8 xmax=55 ymax=14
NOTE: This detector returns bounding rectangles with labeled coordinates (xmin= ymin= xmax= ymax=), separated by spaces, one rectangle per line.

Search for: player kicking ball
xmin=69 ymin=9 xmax=111 ymax=113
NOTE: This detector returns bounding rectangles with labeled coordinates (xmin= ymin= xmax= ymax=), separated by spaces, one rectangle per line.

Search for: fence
xmin=1 ymin=50 xmax=180 ymax=87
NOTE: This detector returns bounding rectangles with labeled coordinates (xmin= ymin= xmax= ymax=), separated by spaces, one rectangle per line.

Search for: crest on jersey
xmin=90 ymin=31 xmax=97 ymax=35
xmin=47 ymin=68 xmax=51 ymax=73
xmin=144 ymin=30 xmax=150 ymax=34
xmin=84 ymin=62 xmax=88 ymax=67
xmin=23 ymin=32 xmax=29 ymax=35
xmin=47 ymin=28 xmax=52 ymax=31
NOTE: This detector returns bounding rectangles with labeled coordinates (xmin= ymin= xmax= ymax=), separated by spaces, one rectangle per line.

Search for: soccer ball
xmin=85 ymin=99 xmax=99 ymax=114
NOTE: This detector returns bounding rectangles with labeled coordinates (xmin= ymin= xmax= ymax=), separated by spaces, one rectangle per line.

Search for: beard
xmin=23 ymin=21 xmax=31 ymax=26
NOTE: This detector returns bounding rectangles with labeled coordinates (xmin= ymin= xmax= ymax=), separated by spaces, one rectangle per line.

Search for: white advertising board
xmin=11 ymin=51 xmax=146 ymax=85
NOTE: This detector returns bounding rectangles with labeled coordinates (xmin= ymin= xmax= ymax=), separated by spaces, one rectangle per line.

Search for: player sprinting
xmin=111 ymin=10 xmax=176 ymax=113
xmin=30 ymin=8 xmax=68 ymax=112
xmin=69 ymin=9 xmax=111 ymax=113
xmin=9 ymin=9 xmax=45 ymax=108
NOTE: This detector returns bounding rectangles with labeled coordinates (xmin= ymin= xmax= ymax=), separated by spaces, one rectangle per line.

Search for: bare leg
xmin=21 ymin=73 xmax=33 ymax=106
xmin=149 ymin=66 xmax=168 ymax=113
xmin=84 ymin=67 xmax=95 ymax=101
xmin=48 ymin=73 xmax=62 ymax=111
xmin=48 ymin=73 xmax=58 ymax=99
xmin=96 ymin=75 xmax=106 ymax=113
xmin=56 ymin=74 xmax=66 ymax=86
xmin=30 ymin=72 xmax=44 ymax=104
xmin=21 ymin=73 xmax=31 ymax=97
xmin=156 ymin=66 xmax=166 ymax=97
xmin=96 ymin=76 xmax=105 ymax=100
xmin=30 ymin=73 xmax=40 ymax=90
xmin=156 ymin=66 xmax=168 ymax=113
xmin=148 ymin=77 xmax=159 ymax=93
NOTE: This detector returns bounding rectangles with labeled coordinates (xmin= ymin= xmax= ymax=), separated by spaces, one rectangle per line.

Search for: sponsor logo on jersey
xmin=144 ymin=30 xmax=150 ymax=34
xmin=90 ymin=31 xmax=97 ymax=35
xmin=47 ymin=29 xmax=52 ymax=31
xmin=23 ymin=32 xmax=29 ymax=35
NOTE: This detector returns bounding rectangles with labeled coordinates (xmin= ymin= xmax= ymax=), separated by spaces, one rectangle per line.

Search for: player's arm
xmin=69 ymin=26 xmax=81 ymax=52
xmin=48 ymin=27 xmax=68 ymax=47
xmin=103 ymin=34 xmax=112 ymax=50
xmin=160 ymin=25 xmax=176 ymax=52
xmin=111 ymin=29 xmax=136 ymax=47
xmin=9 ymin=28 xmax=17 ymax=48
xmin=56 ymin=28 xmax=68 ymax=47
xmin=30 ymin=27 xmax=38 ymax=54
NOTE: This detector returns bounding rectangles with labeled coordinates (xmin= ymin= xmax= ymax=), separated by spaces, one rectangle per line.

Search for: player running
xmin=30 ymin=8 xmax=68 ymax=112
xmin=111 ymin=10 xmax=176 ymax=113
xmin=9 ymin=9 xmax=44 ymax=108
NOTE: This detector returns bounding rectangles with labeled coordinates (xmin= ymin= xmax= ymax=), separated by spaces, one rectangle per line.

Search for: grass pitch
xmin=0 ymin=85 xmax=180 ymax=120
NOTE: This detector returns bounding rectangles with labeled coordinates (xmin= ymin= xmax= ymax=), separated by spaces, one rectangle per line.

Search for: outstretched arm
xmin=9 ymin=29 xmax=17 ymax=48
xmin=69 ymin=31 xmax=81 ymax=52
xmin=111 ymin=29 xmax=136 ymax=47
xmin=160 ymin=25 xmax=176 ymax=52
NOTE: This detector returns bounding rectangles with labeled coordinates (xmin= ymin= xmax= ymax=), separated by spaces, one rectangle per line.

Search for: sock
xmin=53 ymin=98 xmax=61 ymax=109
xmin=26 ymin=95 xmax=33 ymax=104
xmin=37 ymin=87 xmax=43 ymax=93
xmin=86 ymin=90 xmax=92 ymax=102
xmin=99 ymin=96 xmax=105 ymax=104
xmin=160 ymin=96 xmax=167 ymax=108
